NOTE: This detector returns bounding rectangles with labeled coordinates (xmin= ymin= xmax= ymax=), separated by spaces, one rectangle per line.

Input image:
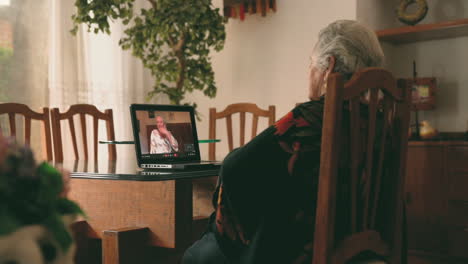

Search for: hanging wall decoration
xmin=396 ymin=0 xmax=428 ymax=25
xmin=224 ymin=0 xmax=277 ymax=21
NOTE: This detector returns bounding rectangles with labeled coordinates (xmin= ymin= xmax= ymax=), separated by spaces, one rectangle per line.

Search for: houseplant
xmin=0 ymin=136 xmax=84 ymax=264
xmin=71 ymin=0 xmax=227 ymax=111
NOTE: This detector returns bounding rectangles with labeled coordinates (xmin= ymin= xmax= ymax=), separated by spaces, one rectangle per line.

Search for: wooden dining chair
xmin=208 ymin=103 xmax=275 ymax=161
xmin=51 ymin=104 xmax=116 ymax=162
xmin=0 ymin=103 xmax=53 ymax=160
xmin=312 ymin=68 xmax=411 ymax=263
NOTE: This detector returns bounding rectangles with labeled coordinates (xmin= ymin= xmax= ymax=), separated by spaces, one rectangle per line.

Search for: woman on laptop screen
xmin=150 ymin=115 xmax=179 ymax=154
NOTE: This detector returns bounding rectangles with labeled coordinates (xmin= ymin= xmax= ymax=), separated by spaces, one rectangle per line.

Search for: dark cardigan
xmin=183 ymin=98 xmax=326 ymax=264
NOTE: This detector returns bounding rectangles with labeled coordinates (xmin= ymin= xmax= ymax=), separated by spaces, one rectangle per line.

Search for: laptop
xmin=130 ymin=104 xmax=221 ymax=170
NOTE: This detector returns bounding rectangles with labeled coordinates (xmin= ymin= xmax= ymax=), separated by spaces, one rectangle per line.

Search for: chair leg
xmin=102 ymin=227 xmax=150 ymax=264
xmin=401 ymin=205 xmax=408 ymax=264
xmin=71 ymin=220 xmax=101 ymax=264
xmin=387 ymin=204 xmax=407 ymax=264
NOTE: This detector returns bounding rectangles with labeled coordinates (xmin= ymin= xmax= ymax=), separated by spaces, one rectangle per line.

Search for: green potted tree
xmin=71 ymin=0 xmax=226 ymax=112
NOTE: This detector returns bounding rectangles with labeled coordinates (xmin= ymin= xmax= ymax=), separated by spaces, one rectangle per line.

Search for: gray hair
xmin=312 ymin=20 xmax=385 ymax=80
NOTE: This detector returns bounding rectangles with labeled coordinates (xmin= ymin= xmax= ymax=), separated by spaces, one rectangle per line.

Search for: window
xmin=0 ymin=0 xmax=10 ymax=6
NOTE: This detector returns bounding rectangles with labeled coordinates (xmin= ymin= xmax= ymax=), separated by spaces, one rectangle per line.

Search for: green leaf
xmin=36 ymin=162 xmax=63 ymax=199
xmin=0 ymin=207 xmax=21 ymax=236
xmin=56 ymin=198 xmax=86 ymax=217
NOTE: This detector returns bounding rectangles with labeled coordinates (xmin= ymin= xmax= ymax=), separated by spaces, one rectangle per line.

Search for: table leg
xmin=175 ymin=179 xmax=193 ymax=250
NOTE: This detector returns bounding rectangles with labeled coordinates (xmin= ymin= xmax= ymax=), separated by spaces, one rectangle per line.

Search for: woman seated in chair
xmin=182 ymin=19 xmax=385 ymax=264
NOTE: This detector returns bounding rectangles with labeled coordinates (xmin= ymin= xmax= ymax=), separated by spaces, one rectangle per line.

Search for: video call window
xmin=135 ymin=110 xmax=195 ymax=157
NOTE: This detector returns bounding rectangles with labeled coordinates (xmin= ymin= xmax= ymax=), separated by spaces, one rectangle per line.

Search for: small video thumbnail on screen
xmin=135 ymin=110 xmax=195 ymax=156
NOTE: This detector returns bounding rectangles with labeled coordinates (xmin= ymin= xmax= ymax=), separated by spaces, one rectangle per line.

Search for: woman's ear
xmin=322 ymin=56 xmax=336 ymax=83
xmin=326 ymin=56 xmax=336 ymax=74
xmin=320 ymin=56 xmax=337 ymax=96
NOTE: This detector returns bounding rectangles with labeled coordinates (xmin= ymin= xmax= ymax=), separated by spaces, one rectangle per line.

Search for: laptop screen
xmin=130 ymin=104 xmax=201 ymax=166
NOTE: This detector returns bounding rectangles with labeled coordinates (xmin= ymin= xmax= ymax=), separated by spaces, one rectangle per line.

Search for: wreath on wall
xmin=397 ymin=0 xmax=428 ymax=25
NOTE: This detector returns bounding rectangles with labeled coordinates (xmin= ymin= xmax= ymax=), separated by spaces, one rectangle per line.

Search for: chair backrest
xmin=208 ymin=103 xmax=275 ymax=161
xmin=50 ymin=104 xmax=116 ymax=162
xmin=312 ymin=68 xmax=411 ymax=263
xmin=0 ymin=103 xmax=53 ymax=161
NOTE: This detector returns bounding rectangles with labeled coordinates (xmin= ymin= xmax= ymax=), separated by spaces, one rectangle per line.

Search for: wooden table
xmin=60 ymin=159 xmax=219 ymax=264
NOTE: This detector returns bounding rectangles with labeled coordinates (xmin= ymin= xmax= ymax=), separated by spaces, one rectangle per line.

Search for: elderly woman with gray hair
xmin=182 ymin=20 xmax=385 ymax=264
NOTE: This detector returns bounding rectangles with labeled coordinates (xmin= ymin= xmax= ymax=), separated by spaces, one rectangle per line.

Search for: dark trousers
xmin=182 ymin=230 xmax=230 ymax=264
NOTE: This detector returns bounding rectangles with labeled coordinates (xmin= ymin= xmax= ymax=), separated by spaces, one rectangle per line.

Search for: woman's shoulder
xmin=292 ymin=97 xmax=325 ymax=120
xmin=296 ymin=98 xmax=326 ymax=122
xmin=274 ymin=98 xmax=325 ymax=136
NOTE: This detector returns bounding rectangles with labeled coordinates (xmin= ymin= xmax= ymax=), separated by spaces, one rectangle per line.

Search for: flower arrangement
xmin=0 ymin=136 xmax=84 ymax=263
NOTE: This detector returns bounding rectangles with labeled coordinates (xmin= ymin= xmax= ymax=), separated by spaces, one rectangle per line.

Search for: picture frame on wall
xmin=410 ymin=77 xmax=436 ymax=111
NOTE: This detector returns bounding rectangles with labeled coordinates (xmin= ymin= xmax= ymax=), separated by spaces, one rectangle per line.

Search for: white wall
xmin=189 ymin=0 xmax=357 ymax=160
xmin=357 ymin=0 xmax=468 ymax=133
xmin=357 ymin=0 xmax=397 ymax=30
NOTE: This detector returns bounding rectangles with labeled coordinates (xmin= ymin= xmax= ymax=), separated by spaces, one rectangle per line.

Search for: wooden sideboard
xmin=405 ymin=141 xmax=468 ymax=264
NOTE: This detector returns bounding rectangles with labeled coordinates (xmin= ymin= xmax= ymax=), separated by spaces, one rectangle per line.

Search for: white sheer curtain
xmin=48 ymin=0 xmax=89 ymax=108
xmin=0 ymin=0 xmax=50 ymax=159
xmin=48 ymin=0 xmax=160 ymax=161
xmin=0 ymin=0 xmax=169 ymax=161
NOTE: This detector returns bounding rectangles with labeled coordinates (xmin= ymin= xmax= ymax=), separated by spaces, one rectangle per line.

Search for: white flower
xmin=0 ymin=215 xmax=76 ymax=264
